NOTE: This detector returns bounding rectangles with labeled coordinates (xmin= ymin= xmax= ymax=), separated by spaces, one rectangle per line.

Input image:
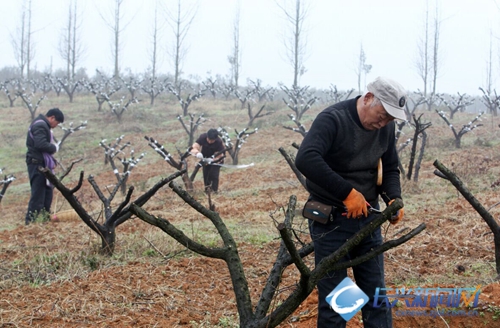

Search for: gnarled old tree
xmin=479 ymin=87 xmax=500 ymax=117
xmin=436 ymin=92 xmax=474 ymax=120
xmin=1 ymin=79 xmax=21 ymax=107
xmin=18 ymin=88 xmax=46 ymax=120
xmin=247 ymin=103 xmax=273 ymax=127
xmin=235 ymin=88 xmax=255 ymax=109
xmin=280 ymin=84 xmax=318 ymax=120
xmin=100 ymin=136 xmax=145 ymax=195
xmin=145 ymin=136 xmax=193 ymax=192
xmin=324 ymin=84 xmax=354 ymax=105
xmin=219 ymin=126 xmax=257 ymax=165
xmin=434 ymin=159 xmax=500 ymax=279
xmin=144 ymin=136 xmax=228 ymax=193
xmin=435 ymin=110 xmax=484 ymax=148
xmin=177 ymin=112 xmax=206 ymax=148
xmin=167 ymin=85 xmax=204 ymax=116
xmin=282 ymin=114 xmax=308 ymax=138
xmin=107 ymin=96 xmax=139 ymax=122
xmin=141 ymin=76 xmax=169 ymax=106
xmin=42 ymin=168 xmax=184 ymax=256
xmin=130 ymin=181 xmax=425 ymax=327
xmin=83 ymin=70 xmax=122 ymax=111
xmin=249 ymin=79 xmax=275 ymax=103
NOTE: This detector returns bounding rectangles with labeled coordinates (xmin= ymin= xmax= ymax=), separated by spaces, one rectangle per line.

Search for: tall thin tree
xmin=415 ymin=0 xmax=442 ymax=111
xmin=59 ymin=0 xmax=85 ymax=80
xmin=164 ymin=0 xmax=197 ymax=92
xmin=11 ymin=0 xmax=35 ymax=79
xmin=98 ymin=0 xmax=135 ymax=78
xmin=228 ymin=1 xmax=242 ymax=89
xmin=355 ymin=44 xmax=372 ymax=93
xmin=148 ymin=0 xmax=163 ymax=82
xmin=276 ymin=0 xmax=310 ymax=88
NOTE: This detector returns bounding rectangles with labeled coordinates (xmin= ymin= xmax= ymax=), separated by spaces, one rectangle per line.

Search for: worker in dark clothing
xmin=191 ymin=128 xmax=225 ymax=193
xmin=25 ymin=108 xmax=64 ymax=224
xmin=295 ymin=77 xmax=406 ymax=327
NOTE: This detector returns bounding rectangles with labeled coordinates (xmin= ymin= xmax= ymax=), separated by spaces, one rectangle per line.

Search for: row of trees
xmin=13 ymin=0 xmax=494 ymax=103
xmin=10 ymin=0 xmax=310 ymax=91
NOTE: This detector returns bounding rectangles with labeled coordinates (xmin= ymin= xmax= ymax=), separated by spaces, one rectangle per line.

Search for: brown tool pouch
xmin=302 ymin=200 xmax=334 ymax=224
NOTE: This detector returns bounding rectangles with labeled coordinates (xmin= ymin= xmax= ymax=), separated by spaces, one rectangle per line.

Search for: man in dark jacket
xmin=25 ymin=108 xmax=64 ymax=224
xmin=191 ymin=128 xmax=225 ymax=193
xmin=295 ymin=77 xmax=406 ymax=327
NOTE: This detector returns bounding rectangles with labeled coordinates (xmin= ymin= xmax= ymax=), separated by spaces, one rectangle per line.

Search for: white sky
xmin=0 ymin=0 xmax=498 ymax=95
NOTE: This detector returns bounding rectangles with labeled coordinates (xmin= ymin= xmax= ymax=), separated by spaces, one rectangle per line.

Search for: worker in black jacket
xmin=295 ymin=77 xmax=406 ymax=327
xmin=25 ymin=108 xmax=64 ymax=225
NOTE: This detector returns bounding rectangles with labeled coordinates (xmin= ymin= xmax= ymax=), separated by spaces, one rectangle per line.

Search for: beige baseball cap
xmin=367 ymin=76 xmax=407 ymax=120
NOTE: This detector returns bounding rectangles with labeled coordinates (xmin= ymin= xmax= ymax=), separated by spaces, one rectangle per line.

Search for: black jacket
xmin=26 ymin=114 xmax=57 ymax=164
xmin=295 ymin=97 xmax=401 ymax=207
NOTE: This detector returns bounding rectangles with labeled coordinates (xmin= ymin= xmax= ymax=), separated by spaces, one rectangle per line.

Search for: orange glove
xmin=388 ymin=199 xmax=404 ymax=225
xmin=342 ymin=189 xmax=368 ymax=218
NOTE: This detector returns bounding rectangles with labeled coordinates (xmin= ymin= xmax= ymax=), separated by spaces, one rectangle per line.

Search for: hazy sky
xmin=0 ymin=0 xmax=498 ymax=95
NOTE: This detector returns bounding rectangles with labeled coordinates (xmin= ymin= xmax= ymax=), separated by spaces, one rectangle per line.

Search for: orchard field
xmin=1 ymin=92 xmax=500 ymax=327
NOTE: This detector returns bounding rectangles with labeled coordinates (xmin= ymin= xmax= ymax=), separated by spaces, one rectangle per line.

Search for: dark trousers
xmin=202 ymin=165 xmax=221 ymax=192
xmin=25 ymin=164 xmax=53 ymax=225
xmin=309 ymin=211 xmax=392 ymax=328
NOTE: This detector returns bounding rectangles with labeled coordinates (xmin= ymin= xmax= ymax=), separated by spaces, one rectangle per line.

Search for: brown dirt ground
xmin=2 ymin=104 xmax=500 ymax=327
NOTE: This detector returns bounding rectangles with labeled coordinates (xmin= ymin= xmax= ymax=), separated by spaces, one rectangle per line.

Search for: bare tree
xmin=145 ymin=136 xmax=194 ymax=191
xmin=17 ymin=89 xmax=46 ymax=120
xmin=355 ymin=44 xmax=372 ymax=93
xmin=479 ymin=87 xmax=500 ymax=117
xmin=98 ymin=0 xmax=135 ymax=78
xmin=1 ymin=79 xmax=21 ymax=107
xmin=247 ymin=103 xmax=272 ymax=127
xmin=99 ymin=136 xmax=145 ymax=195
xmin=434 ymin=160 xmax=500 ymax=278
xmin=324 ymin=85 xmax=354 ymax=105
xmin=415 ymin=0 xmax=442 ymax=111
xmin=177 ymin=112 xmax=206 ymax=148
xmin=148 ymin=0 xmax=163 ymax=83
xmin=282 ymin=114 xmax=308 ymax=137
xmin=249 ymin=79 xmax=274 ymax=102
xmin=107 ymin=96 xmax=139 ymax=122
xmin=59 ymin=0 xmax=85 ymax=81
xmin=228 ymin=2 xmax=242 ymax=89
xmin=167 ymin=84 xmax=204 ymax=116
xmin=435 ymin=110 xmax=484 ymax=148
xmin=11 ymin=0 xmax=35 ymax=79
xmin=164 ymin=0 xmax=197 ymax=92
xmin=42 ymin=167 xmax=183 ymax=256
xmin=280 ymin=84 xmax=318 ymax=120
xmin=131 ymin=186 xmax=423 ymax=327
xmin=219 ymin=127 xmax=258 ymax=165
xmin=479 ymin=32 xmax=499 ymax=117
xmin=436 ymin=92 xmax=474 ymax=120
xmin=276 ymin=0 xmax=310 ymax=88
xmin=405 ymin=114 xmax=432 ymax=182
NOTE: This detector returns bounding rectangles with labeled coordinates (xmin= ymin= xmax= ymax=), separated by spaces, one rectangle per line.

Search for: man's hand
xmin=388 ymin=199 xmax=404 ymax=225
xmin=196 ymin=152 xmax=203 ymax=159
xmin=342 ymin=189 xmax=368 ymax=218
